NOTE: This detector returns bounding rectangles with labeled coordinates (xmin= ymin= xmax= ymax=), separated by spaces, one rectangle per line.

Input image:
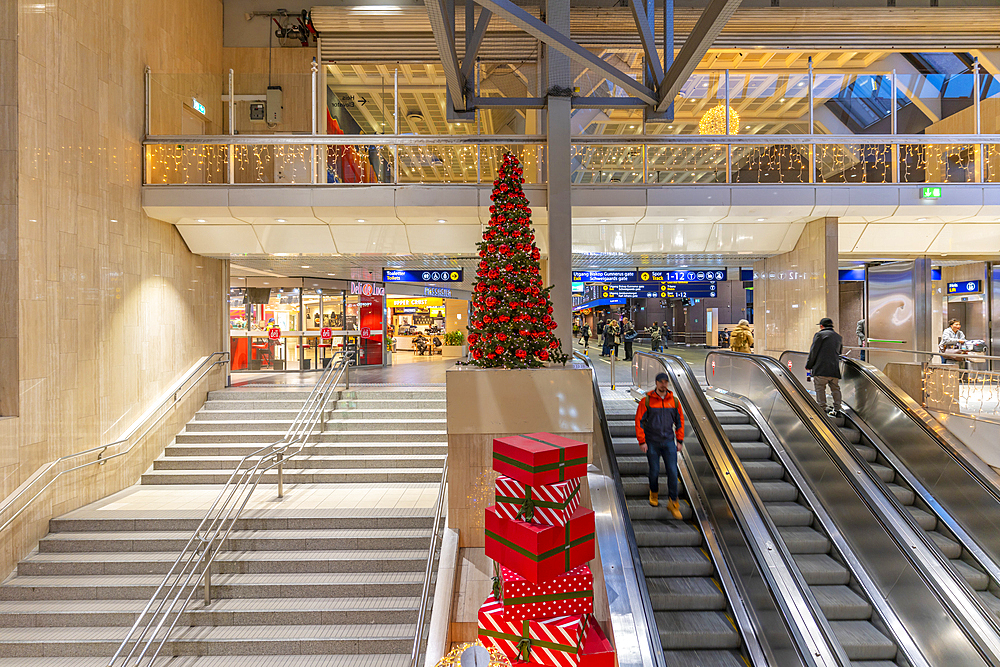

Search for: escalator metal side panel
xmin=575 ymin=352 xmax=664 ymax=667
xmin=781 ymin=350 xmax=1000 ymax=587
xmin=635 ymin=352 xmax=845 ymax=667
xmin=706 ymin=351 xmax=998 ymax=667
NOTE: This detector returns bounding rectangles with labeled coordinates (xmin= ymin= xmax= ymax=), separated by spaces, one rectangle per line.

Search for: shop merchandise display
xmin=466 ymin=153 xmax=568 ymax=368
xmin=479 ymin=432 xmax=615 ymax=666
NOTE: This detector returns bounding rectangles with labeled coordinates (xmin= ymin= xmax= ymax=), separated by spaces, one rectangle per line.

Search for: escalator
xmin=579 ymin=352 xmax=848 ymax=667
xmin=705 ymin=350 xmax=1000 ymax=667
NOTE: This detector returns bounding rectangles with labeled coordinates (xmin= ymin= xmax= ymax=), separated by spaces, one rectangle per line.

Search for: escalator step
xmin=654 ymin=611 xmax=742 ymax=649
xmin=954 ymin=559 xmax=989 ymax=591
xmin=718 ymin=424 xmax=761 ymax=442
xmin=633 ymin=520 xmax=703 ymax=547
xmin=753 ymin=481 xmax=799 ymax=502
xmin=732 ymin=442 xmax=773 ymax=459
xmin=639 ymin=546 xmax=714 ymax=577
xmin=765 ymin=502 xmax=815 ymax=527
xmin=853 ymin=445 xmax=877 ymax=462
xmin=976 ymin=591 xmax=1000 ymax=617
xmin=618 ymin=459 xmax=676 ymax=476
xmin=885 ymin=484 xmax=915 ymax=505
xmin=829 ymin=621 xmax=896 ymax=661
xmin=905 ymin=506 xmax=937 ymax=531
xmin=712 ymin=411 xmax=750 ymax=426
xmin=741 ymin=461 xmax=786 ymax=480
xmin=850 ymin=662 xmax=900 ymax=667
xmin=777 ymin=526 xmax=830 ymax=554
xmin=868 ymin=464 xmax=895 ymax=483
xmin=621 ymin=477 xmax=687 ymax=498
xmin=627 ymin=499 xmax=692 ymax=522
xmin=812 ymin=585 xmax=873 ymax=620
xmin=647 ymin=577 xmax=726 ymax=610
xmin=928 ymin=531 xmax=962 ymax=559
xmin=837 ymin=427 xmax=862 ymax=444
xmin=662 ymin=649 xmax=747 ymax=667
xmin=793 ymin=554 xmax=851 ymax=585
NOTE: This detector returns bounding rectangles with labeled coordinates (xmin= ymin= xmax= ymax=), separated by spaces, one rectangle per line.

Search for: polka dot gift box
xmin=478 ymin=594 xmax=587 ymax=667
xmin=496 ymin=563 xmax=594 ymax=622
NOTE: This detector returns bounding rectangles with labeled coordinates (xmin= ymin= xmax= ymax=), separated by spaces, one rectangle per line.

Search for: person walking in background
xmin=622 ymin=318 xmax=637 ymax=361
xmin=730 ymin=319 xmax=754 ymax=353
xmin=856 ymin=318 xmax=867 ymax=361
xmin=649 ymin=322 xmax=663 ymax=352
xmin=607 ymin=319 xmax=621 ymax=359
xmin=660 ymin=323 xmax=671 ymax=350
xmin=635 ymin=372 xmax=685 ymax=519
xmin=581 ymin=322 xmax=591 ymax=349
xmin=598 ymin=319 xmax=610 ymax=357
xmin=806 ymin=317 xmax=844 ymax=417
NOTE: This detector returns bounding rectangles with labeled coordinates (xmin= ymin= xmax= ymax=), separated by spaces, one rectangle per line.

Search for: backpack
xmin=731 ymin=329 xmax=752 ymax=350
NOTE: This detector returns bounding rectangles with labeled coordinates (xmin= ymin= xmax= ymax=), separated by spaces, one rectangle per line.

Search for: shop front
xmin=229 ymin=277 xmax=386 ymax=372
xmin=387 ymin=295 xmax=469 ymax=358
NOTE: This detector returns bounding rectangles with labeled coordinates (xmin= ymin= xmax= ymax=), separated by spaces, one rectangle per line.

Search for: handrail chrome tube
xmin=844 ymin=345 xmax=1000 ymax=363
xmin=109 ymin=355 xmax=349 ymax=666
xmin=409 ymin=456 xmax=449 ymax=667
xmin=633 ymin=352 xmax=845 ymax=667
xmin=706 ymin=351 xmax=1000 ymax=667
xmin=574 ymin=352 xmax=666 ymax=667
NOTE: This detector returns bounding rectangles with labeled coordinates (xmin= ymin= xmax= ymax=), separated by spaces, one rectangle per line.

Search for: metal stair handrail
xmin=0 ymin=352 xmax=229 ymax=536
xmin=409 ymin=454 xmax=449 ymax=667
xmin=108 ymin=354 xmax=349 ymax=667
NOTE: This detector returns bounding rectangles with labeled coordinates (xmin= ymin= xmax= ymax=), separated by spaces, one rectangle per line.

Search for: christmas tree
xmin=466 ymin=153 xmax=568 ymax=369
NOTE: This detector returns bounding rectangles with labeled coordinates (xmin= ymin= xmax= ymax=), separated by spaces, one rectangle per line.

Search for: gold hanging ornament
xmin=434 ymin=641 xmax=511 ymax=666
xmin=698 ymin=103 xmax=740 ymax=135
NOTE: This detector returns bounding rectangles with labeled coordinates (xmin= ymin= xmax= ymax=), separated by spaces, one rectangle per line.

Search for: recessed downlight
xmin=437 ymin=219 xmax=446 ymax=223
xmin=357 ymin=219 xmax=366 ymax=223
xmin=677 ymin=218 xmax=686 ymax=222
xmin=301 ymin=265 xmax=311 ymax=268
xmin=916 ymin=217 xmax=927 ymax=221
xmin=276 ymin=218 xmax=287 ymax=223
xmin=196 ymin=219 xmax=206 ymax=223
xmin=600 ymin=219 xmax=608 ymax=223
xmin=756 ymin=218 xmax=765 ymax=222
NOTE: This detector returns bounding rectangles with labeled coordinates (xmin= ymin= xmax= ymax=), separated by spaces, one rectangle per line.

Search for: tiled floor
xmin=232 ymin=356 xmax=455 ymax=387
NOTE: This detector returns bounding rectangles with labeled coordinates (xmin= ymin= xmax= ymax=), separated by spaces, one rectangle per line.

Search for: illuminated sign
xmin=948 ymin=280 xmax=982 ymax=295
xmin=639 ymin=269 xmax=727 ymax=282
xmin=383 ymin=269 xmax=463 ymax=283
xmin=571 ymin=270 xmax=637 ymax=283
xmin=192 ymin=98 xmax=206 ymax=115
xmin=424 ymin=286 xmax=452 ymax=298
xmin=350 ymin=282 xmax=386 ymax=297
xmin=920 ymin=186 xmax=942 ymax=199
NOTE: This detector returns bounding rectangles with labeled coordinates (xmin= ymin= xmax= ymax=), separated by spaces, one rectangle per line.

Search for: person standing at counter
xmin=939 ymin=318 xmax=966 ymax=363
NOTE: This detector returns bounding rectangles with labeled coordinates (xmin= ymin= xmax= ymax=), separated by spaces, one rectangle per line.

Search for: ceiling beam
xmin=657 ymin=0 xmax=743 ymax=112
xmin=461 ymin=8 xmax=493 ymax=80
xmin=628 ymin=0 xmax=664 ymax=90
xmin=425 ymin=0 xmax=468 ymax=110
xmin=473 ymin=0 xmax=657 ymax=105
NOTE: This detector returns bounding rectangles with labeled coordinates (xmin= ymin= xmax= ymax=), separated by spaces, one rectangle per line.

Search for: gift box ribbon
xmin=492 ymin=562 xmax=594 ymax=608
xmin=494 ymin=435 xmax=587 ymax=482
xmin=479 ymin=616 xmax=588 ymax=662
xmin=486 ymin=523 xmax=594 ymax=568
xmin=496 ymin=483 xmax=580 ymax=523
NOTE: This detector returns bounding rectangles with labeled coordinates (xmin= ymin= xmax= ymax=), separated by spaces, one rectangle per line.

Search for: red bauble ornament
xmin=516 ymin=349 xmax=527 ymax=359
xmin=538 ymin=349 xmax=549 ymax=361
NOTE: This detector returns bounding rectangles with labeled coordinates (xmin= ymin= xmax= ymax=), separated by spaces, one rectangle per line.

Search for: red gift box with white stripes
xmin=578 ymin=616 xmax=615 ymax=667
xmin=495 ymin=474 xmax=582 ymax=527
xmin=496 ymin=563 xmax=594 ymax=621
xmin=485 ymin=505 xmax=595 ymax=584
xmin=478 ymin=594 xmax=587 ymax=667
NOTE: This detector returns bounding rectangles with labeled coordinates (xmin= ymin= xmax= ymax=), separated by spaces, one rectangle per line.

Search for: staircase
xmin=0 ymin=385 xmax=447 ymax=665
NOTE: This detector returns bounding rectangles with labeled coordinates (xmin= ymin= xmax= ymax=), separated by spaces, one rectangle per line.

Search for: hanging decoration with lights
xmin=466 ymin=152 xmax=568 ymax=369
xmin=434 ymin=642 xmax=511 ymax=667
xmin=698 ymin=103 xmax=740 ymax=136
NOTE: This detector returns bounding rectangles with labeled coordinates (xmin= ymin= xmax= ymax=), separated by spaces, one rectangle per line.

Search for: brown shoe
xmin=668 ymin=498 xmax=682 ymax=520
xmin=648 ymin=490 xmax=659 ymax=507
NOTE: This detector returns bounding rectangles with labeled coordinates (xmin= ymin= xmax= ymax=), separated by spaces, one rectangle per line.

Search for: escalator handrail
xmin=573 ymin=352 xmax=666 ymax=667
xmin=632 ymin=351 xmax=847 ymax=667
xmin=707 ymin=350 xmax=1000 ymax=666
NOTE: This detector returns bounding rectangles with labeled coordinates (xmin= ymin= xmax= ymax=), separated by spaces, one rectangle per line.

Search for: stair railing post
xmin=204 ymin=562 xmax=212 ymax=605
xmin=277 ymin=452 xmax=284 ymax=498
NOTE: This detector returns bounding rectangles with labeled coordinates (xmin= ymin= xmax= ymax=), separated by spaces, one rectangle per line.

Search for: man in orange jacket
xmin=635 ymin=372 xmax=685 ymax=518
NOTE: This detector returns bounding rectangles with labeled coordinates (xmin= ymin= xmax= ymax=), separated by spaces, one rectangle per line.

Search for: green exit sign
xmin=920 ymin=186 xmax=942 ymax=199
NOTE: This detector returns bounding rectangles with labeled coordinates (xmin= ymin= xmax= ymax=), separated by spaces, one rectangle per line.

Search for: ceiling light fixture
xmin=917 ymin=217 xmax=927 ymax=221
xmin=756 ymin=218 xmax=765 ymax=222
xmin=276 ymin=218 xmax=286 ymax=223
xmin=357 ymin=219 xmax=366 ymax=223
xmin=677 ymin=218 xmax=686 ymax=222
xmin=301 ymin=265 xmax=311 ymax=268
xmin=600 ymin=219 xmax=608 ymax=223
xmin=196 ymin=219 xmax=205 ymax=223
xmin=437 ymin=219 xmax=446 ymax=223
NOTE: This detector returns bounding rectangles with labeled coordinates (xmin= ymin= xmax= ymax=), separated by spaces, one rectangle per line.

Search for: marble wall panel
xmin=753 ymin=217 xmax=839 ymax=357
xmin=0 ymin=0 xmax=228 ymax=577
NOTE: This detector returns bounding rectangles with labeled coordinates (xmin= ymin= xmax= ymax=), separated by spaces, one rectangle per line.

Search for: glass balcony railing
xmin=144 ymin=135 xmax=1000 ymax=186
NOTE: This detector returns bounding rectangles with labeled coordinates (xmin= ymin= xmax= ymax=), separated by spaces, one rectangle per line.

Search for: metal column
xmin=546 ymin=0 xmax=573 ymax=354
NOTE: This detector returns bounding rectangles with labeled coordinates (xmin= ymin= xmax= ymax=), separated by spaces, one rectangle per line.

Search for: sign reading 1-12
xmin=383 ymin=269 xmax=463 ymax=283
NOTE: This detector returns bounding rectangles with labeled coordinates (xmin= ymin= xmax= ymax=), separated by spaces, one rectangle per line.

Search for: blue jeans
xmin=646 ymin=439 xmax=678 ymax=500
xmin=601 ymin=339 xmax=611 ymax=356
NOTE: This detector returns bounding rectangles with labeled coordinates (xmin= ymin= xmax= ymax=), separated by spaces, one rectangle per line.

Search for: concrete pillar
xmin=546 ymin=0 xmax=573 ymax=353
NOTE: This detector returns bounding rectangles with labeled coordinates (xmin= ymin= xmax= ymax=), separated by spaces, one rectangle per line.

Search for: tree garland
xmin=466 ymin=153 xmax=569 ymax=369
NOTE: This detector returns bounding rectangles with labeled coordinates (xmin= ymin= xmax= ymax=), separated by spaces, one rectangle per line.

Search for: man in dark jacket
xmin=635 ymin=373 xmax=685 ymax=518
xmin=806 ymin=317 xmax=844 ymax=417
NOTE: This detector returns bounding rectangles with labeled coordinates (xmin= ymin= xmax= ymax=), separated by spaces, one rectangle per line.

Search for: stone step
xmin=0 ymin=657 xmax=411 ymax=666
xmin=184 ymin=419 xmax=447 ymax=433
xmin=208 ymin=389 xmax=444 ymax=401
xmin=140 ymin=469 xmax=444 ymax=485
xmin=0 ymin=623 xmax=417 ymax=657
xmin=194 ymin=409 xmax=446 ymax=422
xmin=49 ymin=514 xmax=436 ymax=534
xmin=175 ymin=431 xmax=448 ymax=444
xmin=38 ymin=529 xmax=432 ymax=554
xmin=0 ymin=597 xmax=424 ymax=627
xmin=164 ymin=443 xmax=450 ymax=458
xmin=203 ymin=399 xmax=447 ymax=411
xmin=17 ymin=549 xmax=427 ymax=577
xmin=0 ymin=572 xmax=427 ymax=602
xmin=152 ymin=455 xmax=445 ymax=471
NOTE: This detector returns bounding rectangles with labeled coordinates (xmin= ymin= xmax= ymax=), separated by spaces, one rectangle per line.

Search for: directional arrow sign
xmin=358 ymin=97 xmax=368 ymax=106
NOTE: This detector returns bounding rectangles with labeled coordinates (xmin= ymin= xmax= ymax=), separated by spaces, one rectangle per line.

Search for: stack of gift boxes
xmin=478 ymin=432 xmax=615 ymax=666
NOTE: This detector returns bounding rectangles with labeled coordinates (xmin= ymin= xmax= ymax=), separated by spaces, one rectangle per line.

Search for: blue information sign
xmin=571 ymin=270 xmax=637 ymax=283
xmin=573 ymin=297 xmax=627 ymax=311
xmin=383 ymin=269 xmax=463 ymax=283
xmin=638 ymin=269 xmax=727 ymax=283
xmin=948 ymin=280 xmax=982 ymax=295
